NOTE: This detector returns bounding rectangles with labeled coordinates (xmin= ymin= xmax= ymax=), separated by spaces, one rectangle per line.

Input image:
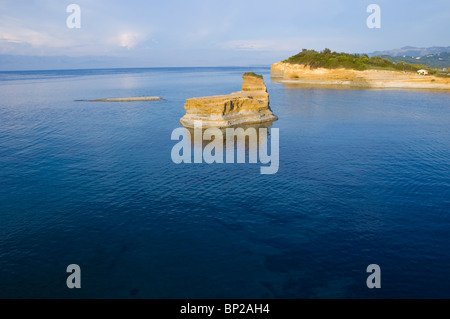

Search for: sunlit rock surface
xmin=180 ymin=74 xmax=278 ymax=128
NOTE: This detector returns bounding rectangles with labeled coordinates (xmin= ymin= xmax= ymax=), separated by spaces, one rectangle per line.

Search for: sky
xmin=0 ymin=0 xmax=449 ymax=67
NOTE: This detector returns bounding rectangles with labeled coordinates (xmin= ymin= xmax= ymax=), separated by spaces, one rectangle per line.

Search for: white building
xmin=417 ymin=69 xmax=428 ymax=75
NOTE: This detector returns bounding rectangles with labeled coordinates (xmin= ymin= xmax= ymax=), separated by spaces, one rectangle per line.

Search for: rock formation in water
xmin=180 ymin=73 xmax=278 ymax=128
xmin=89 ymin=96 xmax=163 ymax=102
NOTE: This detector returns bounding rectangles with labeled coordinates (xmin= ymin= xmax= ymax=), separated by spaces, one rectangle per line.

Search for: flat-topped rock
xmin=180 ymin=73 xmax=278 ymax=128
xmin=241 ymin=74 xmax=267 ymax=91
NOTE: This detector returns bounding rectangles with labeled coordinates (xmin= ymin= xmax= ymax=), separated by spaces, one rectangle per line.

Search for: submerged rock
xmin=180 ymin=73 xmax=278 ymax=128
xmin=89 ymin=96 xmax=163 ymax=102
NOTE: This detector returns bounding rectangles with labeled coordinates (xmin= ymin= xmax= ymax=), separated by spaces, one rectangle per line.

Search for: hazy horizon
xmin=1 ymin=0 xmax=449 ymax=69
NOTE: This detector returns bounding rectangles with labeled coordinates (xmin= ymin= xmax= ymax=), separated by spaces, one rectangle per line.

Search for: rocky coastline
xmin=271 ymin=62 xmax=450 ymax=90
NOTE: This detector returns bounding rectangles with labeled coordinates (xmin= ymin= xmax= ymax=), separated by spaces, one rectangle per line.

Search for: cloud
xmin=118 ymin=32 xmax=143 ymax=49
xmin=0 ymin=11 xmax=152 ymax=56
xmin=186 ymin=28 xmax=212 ymax=42
xmin=0 ymin=0 xmax=447 ymax=65
xmin=223 ymin=38 xmax=318 ymax=52
xmin=100 ymin=30 xmax=150 ymax=50
xmin=0 ymin=28 xmax=68 ymax=48
xmin=0 ymin=14 xmax=71 ymax=49
xmin=222 ymin=36 xmax=366 ymax=53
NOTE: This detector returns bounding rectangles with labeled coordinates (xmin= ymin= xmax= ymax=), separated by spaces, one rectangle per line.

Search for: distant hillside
xmin=381 ymin=52 xmax=450 ymax=69
xmin=369 ymin=46 xmax=450 ymax=57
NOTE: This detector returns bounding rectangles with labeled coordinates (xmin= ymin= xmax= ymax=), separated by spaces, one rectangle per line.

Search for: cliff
xmin=180 ymin=74 xmax=278 ymax=128
xmin=271 ymin=62 xmax=450 ymax=90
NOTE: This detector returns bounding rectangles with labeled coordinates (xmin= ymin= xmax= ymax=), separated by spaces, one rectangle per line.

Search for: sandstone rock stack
xmin=180 ymin=73 xmax=278 ymax=128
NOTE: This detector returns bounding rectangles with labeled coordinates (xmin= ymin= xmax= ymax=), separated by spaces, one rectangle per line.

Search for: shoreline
xmin=271 ymin=62 xmax=450 ymax=91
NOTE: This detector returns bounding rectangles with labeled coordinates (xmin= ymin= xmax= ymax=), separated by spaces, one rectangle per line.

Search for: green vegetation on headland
xmin=283 ymin=49 xmax=449 ymax=78
xmin=243 ymin=72 xmax=263 ymax=79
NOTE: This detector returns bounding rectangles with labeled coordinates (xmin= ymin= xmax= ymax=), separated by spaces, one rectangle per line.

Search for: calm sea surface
xmin=0 ymin=67 xmax=449 ymax=298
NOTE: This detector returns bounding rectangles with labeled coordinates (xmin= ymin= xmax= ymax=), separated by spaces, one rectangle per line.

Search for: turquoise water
xmin=0 ymin=67 xmax=449 ymax=298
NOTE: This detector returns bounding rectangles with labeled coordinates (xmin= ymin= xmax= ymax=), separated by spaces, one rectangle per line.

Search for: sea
xmin=0 ymin=67 xmax=449 ymax=298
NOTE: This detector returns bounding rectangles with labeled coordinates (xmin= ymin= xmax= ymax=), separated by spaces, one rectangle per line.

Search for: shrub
xmin=284 ymin=49 xmax=425 ymax=72
xmin=243 ymin=72 xmax=263 ymax=79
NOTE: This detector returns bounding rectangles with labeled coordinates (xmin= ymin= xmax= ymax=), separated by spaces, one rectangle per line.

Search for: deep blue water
xmin=0 ymin=67 xmax=449 ymax=298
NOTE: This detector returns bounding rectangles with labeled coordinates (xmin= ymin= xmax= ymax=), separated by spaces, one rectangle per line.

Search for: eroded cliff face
xmin=271 ymin=62 xmax=450 ymax=90
xmin=180 ymin=75 xmax=278 ymax=128
xmin=271 ymin=62 xmax=360 ymax=81
xmin=241 ymin=75 xmax=268 ymax=92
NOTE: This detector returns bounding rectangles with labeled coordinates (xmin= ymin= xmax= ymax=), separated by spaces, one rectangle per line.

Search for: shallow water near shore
xmin=0 ymin=67 xmax=449 ymax=298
